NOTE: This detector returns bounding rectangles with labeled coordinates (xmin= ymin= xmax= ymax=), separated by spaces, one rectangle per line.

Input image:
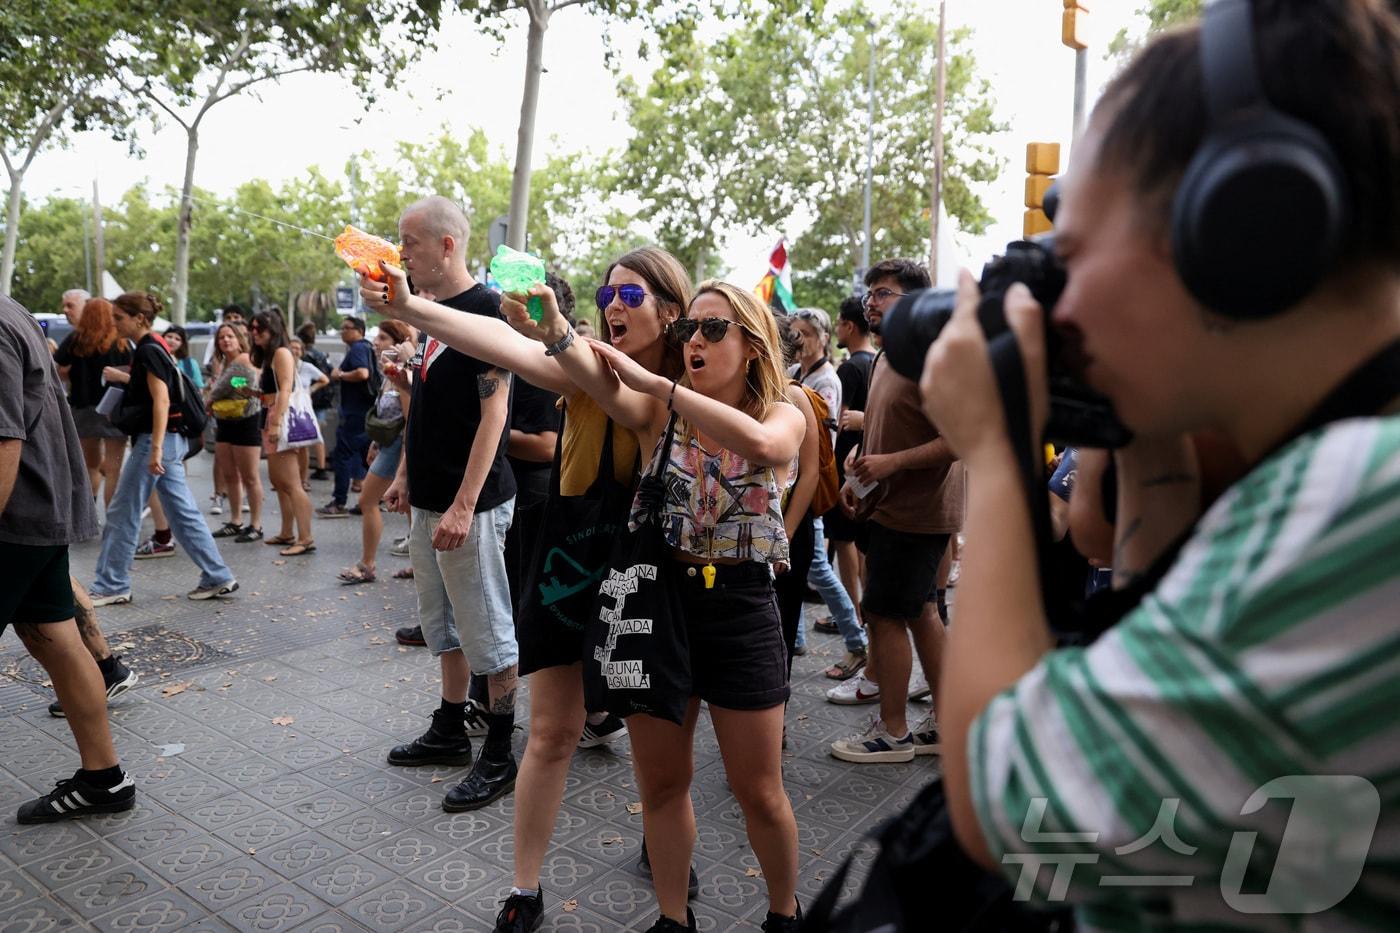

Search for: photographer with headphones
xmin=923 ymin=0 xmax=1400 ymax=926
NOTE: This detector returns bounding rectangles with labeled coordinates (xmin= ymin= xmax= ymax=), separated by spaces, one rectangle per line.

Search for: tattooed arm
xmin=1108 ymin=436 xmax=1202 ymax=589
xmin=430 ymin=366 xmax=513 ymax=551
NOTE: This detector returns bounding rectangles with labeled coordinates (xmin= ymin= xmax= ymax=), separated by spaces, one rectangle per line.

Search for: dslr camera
xmin=879 ymin=237 xmax=1132 ymax=450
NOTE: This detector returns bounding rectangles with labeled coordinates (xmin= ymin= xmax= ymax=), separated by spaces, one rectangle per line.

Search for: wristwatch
xmin=544 ymin=328 xmax=576 ymax=357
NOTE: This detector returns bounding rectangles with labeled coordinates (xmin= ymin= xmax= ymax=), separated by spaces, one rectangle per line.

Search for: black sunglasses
xmin=668 ymin=317 xmax=752 ymax=344
xmin=595 ymin=284 xmax=652 ymax=311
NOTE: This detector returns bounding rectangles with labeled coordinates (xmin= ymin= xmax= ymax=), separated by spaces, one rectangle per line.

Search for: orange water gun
xmin=334 ymin=226 xmax=401 ymax=300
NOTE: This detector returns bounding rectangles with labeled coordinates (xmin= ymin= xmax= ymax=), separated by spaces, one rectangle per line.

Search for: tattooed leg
xmin=488 ymin=666 xmax=518 ymax=714
xmin=69 ymin=576 xmax=112 ymax=662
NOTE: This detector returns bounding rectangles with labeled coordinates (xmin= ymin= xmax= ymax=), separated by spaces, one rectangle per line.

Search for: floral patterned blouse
xmin=629 ymin=425 xmax=789 ymax=564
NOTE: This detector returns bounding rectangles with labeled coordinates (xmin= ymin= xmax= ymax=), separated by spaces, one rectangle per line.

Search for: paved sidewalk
xmin=0 ymin=457 xmax=941 ymax=931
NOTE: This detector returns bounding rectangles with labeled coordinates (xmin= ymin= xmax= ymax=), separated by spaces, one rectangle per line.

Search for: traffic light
xmin=1024 ymin=142 xmax=1060 ymax=237
xmin=1063 ymin=0 xmax=1089 ymax=50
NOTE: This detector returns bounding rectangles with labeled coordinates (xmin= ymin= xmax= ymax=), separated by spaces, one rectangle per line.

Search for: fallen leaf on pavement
xmin=430 ymin=774 xmax=443 ymax=784
xmin=272 ymin=560 xmax=286 ymax=566
xmin=601 ymin=833 xmax=624 ymax=846
xmin=745 ymin=867 xmax=763 ymax=878
xmin=625 ymin=802 xmax=643 ymax=815
xmin=271 ymin=716 xmax=295 ymax=726
xmin=561 ymin=899 xmax=578 ymax=912
xmin=161 ymin=681 xmax=191 ymax=697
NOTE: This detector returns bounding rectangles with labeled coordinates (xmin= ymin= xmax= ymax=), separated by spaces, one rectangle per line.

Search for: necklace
xmin=689 ymin=437 xmax=722 ymax=588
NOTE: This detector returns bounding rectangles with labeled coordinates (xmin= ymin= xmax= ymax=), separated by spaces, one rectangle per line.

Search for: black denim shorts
xmin=0 ymin=543 xmax=74 ymax=633
xmin=673 ymin=559 xmax=789 ymax=711
xmin=858 ymin=522 xmax=950 ymax=622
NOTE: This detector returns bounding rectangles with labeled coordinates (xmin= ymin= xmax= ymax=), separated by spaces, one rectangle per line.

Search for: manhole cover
xmin=0 ymin=623 xmax=232 ymax=686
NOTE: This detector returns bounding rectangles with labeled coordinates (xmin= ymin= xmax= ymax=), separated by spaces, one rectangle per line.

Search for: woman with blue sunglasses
xmin=363 ymin=246 xmax=692 ymax=932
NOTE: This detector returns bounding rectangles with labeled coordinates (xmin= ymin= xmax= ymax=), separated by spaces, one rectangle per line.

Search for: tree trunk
xmin=173 ymin=126 xmax=200 ymax=325
xmin=0 ymin=168 xmax=23 ymax=296
xmin=507 ymin=2 xmax=551 ymax=251
xmin=693 ymin=245 xmax=707 ymax=284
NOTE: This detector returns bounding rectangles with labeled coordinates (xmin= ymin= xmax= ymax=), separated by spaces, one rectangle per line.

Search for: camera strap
xmin=986 ymin=332 xmax=1061 ymax=608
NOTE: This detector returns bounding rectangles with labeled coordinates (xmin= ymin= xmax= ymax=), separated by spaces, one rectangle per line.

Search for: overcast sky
xmin=22 ymin=1 xmax=1151 ymax=291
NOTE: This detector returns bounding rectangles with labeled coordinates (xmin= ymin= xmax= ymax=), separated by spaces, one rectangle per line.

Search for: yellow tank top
xmin=558 ymin=392 xmax=642 ymax=496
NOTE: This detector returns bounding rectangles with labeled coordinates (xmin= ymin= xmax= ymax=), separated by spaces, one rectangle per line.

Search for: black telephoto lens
xmin=878 ymin=238 xmax=1132 ymax=449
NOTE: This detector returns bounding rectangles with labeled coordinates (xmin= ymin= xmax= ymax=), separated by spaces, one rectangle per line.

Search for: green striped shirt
xmin=970 ymin=418 xmax=1400 ymax=931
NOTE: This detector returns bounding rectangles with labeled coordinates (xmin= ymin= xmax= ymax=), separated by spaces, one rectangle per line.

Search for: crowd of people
xmin=2 ymin=2 xmax=1397 ymax=929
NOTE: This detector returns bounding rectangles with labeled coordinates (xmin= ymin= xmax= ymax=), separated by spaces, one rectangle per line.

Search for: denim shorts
xmin=410 ymin=500 xmax=517 ymax=673
xmin=858 ymin=522 xmax=950 ymax=622
xmin=368 ymin=434 xmax=404 ymax=480
xmin=674 ymin=559 xmax=789 ymax=711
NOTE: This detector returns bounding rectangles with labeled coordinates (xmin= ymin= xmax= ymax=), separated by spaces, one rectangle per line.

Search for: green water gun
xmin=490 ymin=245 xmax=548 ymax=322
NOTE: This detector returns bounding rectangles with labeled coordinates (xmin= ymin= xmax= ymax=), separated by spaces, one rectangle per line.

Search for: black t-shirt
xmin=54 ymin=334 xmax=131 ymax=409
xmin=833 ymin=349 xmax=876 ymax=474
xmin=406 ymin=285 xmax=516 ymax=514
xmin=508 ymin=377 xmax=561 ymax=509
xmin=120 ymin=334 xmax=179 ymax=436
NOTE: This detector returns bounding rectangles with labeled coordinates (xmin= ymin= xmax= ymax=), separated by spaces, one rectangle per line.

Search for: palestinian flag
xmin=754 ymin=238 xmax=796 ymax=314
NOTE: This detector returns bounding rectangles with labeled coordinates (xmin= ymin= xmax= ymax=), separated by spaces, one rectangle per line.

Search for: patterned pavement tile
xmin=0 ymin=463 xmax=940 ymax=931
xmin=52 ymin=860 xmax=164 ymax=919
xmin=294 ymin=853 xmax=397 ymax=908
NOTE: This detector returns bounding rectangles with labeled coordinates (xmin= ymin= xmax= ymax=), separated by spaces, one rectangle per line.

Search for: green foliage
xmin=1107 ymin=0 xmax=1204 ymax=60
xmin=5 ymin=129 xmax=632 ymax=322
xmin=617 ymin=3 xmax=1005 ymax=312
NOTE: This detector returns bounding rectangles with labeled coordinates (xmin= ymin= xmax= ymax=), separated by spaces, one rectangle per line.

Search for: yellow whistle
xmin=702 ymin=564 xmax=716 ymax=589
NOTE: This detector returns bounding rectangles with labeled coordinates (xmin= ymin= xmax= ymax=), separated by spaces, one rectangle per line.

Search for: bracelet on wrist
xmin=666 ymin=378 xmax=680 ymax=411
xmin=544 ymin=328 xmax=576 ymax=357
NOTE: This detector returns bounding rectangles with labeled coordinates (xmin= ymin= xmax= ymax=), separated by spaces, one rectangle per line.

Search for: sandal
xmin=280 ymin=541 xmax=316 ymax=557
xmin=265 ymin=534 xmax=295 ymax=546
xmin=825 ymin=649 xmax=868 ymax=681
xmin=392 ymin=566 xmax=415 ymax=580
xmin=338 ymin=563 xmax=376 ymax=585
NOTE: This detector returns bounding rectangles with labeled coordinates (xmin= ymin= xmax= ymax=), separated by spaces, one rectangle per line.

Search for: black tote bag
xmin=583 ymin=413 xmax=692 ymax=725
xmin=516 ymin=408 xmax=637 ymax=675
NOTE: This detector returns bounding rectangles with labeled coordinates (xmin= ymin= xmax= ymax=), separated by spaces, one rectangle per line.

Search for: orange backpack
xmin=794 ymin=381 xmax=842 ymax=516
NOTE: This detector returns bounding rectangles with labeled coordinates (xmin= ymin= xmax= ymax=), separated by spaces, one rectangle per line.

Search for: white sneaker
xmin=830 ymin=716 xmax=915 ymax=763
xmin=209 ymin=495 xmax=223 ymax=516
xmin=90 ymin=592 xmax=132 ymax=608
xmin=140 ymin=506 xmax=151 ymax=521
xmin=910 ymin=714 xmax=941 ymax=755
xmin=390 ymin=535 xmax=410 ymax=557
xmin=909 ymin=670 xmax=931 ymax=702
xmin=241 ymin=501 xmax=250 ymax=513
xmin=827 ymin=673 xmax=881 ymax=705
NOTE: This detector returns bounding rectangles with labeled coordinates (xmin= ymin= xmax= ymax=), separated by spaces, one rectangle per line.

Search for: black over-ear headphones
xmin=1170 ymin=0 xmax=1350 ymax=319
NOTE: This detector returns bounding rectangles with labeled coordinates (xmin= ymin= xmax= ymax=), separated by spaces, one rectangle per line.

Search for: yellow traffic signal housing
xmin=1025 ymin=174 xmax=1054 ymax=210
xmin=1025 ymin=142 xmax=1061 ymax=176
xmin=1063 ymin=4 xmax=1088 ymax=50
xmin=1024 ymin=209 xmax=1053 ymax=237
xmin=1024 ymin=141 xmax=1060 ymax=236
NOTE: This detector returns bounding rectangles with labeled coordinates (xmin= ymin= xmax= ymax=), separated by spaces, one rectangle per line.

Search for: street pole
xmin=80 ymin=201 xmax=93 ymax=296
xmin=861 ymin=22 xmax=875 ymax=289
xmin=929 ymin=0 xmax=947 ymax=281
xmin=92 ymin=179 xmax=105 ymax=298
xmin=1073 ymin=47 xmax=1088 ymax=140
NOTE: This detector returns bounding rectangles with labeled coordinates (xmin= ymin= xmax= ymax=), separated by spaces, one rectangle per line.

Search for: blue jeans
xmin=93 ymin=434 xmax=235 ymax=597
xmin=804 ymin=517 xmax=865 ymax=652
xmin=332 ymin=409 xmax=371 ymax=506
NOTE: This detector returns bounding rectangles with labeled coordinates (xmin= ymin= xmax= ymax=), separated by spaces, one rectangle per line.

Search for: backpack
xmin=794 ymin=381 xmax=841 ymax=517
xmin=116 ymin=338 xmax=208 ymax=443
xmin=157 ymin=342 xmax=208 ymax=441
xmin=304 ymin=345 xmax=336 ymax=410
xmin=363 ymin=340 xmax=383 ymax=397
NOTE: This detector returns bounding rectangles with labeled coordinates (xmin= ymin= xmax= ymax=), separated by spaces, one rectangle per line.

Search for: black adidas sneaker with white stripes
xmin=17 ymin=770 xmax=135 ymax=823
